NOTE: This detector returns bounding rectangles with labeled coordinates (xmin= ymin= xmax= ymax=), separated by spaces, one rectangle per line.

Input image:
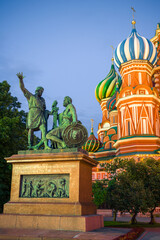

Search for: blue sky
xmin=0 ymin=0 xmax=160 ymax=137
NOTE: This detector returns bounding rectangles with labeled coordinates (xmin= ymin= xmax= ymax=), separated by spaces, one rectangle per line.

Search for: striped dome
xmin=106 ymin=81 xmax=120 ymax=111
xmin=95 ymin=63 xmax=122 ymax=103
xmin=83 ymin=131 xmax=101 ymax=152
xmin=106 ymin=91 xmax=117 ymax=112
xmin=114 ymin=23 xmax=157 ymax=69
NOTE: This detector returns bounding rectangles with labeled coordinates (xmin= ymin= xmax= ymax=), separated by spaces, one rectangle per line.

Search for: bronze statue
xmin=47 ymin=96 xmax=88 ymax=149
xmin=17 ymin=72 xmax=50 ymax=150
xmin=17 ymin=72 xmax=87 ymax=150
xmin=51 ymin=100 xmax=59 ymax=129
xmin=46 ymin=96 xmax=77 ymax=148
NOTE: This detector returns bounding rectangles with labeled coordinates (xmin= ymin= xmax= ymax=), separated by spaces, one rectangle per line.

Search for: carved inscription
xmin=19 ymin=174 xmax=69 ymax=198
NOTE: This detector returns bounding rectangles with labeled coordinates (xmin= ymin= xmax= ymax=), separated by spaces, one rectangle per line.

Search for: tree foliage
xmin=106 ymin=158 xmax=160 ymax=223
xmin=93 ymin=157 xmax=160 ymax=224
xmin=0 ymin=81 xmax=29 ymax=211
xmin=92 ymin=180 xmax=107 ymax=208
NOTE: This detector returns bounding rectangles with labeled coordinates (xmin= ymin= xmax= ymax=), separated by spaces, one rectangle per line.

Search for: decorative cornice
xmin=120 ymin=60 xmax=153 ymax=77
xmin=152 ymin=66 xmax=160 ymax=75
xmin=116 ymin=94 xmax=160 ymax=107
xmin=114 ymin=136 xmax=160 ymax=148
xmin=97 ymin=127 xmax=110 ymax=134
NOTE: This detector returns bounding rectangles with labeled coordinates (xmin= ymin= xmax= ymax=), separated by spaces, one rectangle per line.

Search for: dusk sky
xmin=0 ymin=0 xmax=160 ymax=137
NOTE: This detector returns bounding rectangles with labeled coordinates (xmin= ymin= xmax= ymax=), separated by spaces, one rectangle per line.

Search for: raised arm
xmin=16 ymin=72 xmax=31 ymax=99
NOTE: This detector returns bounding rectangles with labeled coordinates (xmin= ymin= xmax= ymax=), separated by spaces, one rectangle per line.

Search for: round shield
xmin=63 ymin=122 xmax=88 ymax=148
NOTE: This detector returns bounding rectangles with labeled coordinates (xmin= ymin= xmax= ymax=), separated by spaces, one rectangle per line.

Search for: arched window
xmin=100 ymin=134 xmax=104 ymax=142
xmin=128 ymin=120 xmax=130 ymax=135
xmin=125 ymin=90 xmax=131 ymax=97
xmin=142 ymin=118 xmax=148 ymax=134
xmin=97 ymin=173 xmax=100 ymax=180
xmin=128 ymin=74 xmax=131 ymax=86
xmin=139 ymin=89 xmax=145 ymax=94
xmin=113 ymin=116 xmax=115 ymax=123
xmin=126 ymin=119 xmax=131 ymax=136
xmin=102 ymin=173 xmax=105 ymax=179
xmin=139 ymin=73 xmax=142 ymax=84
xmin=156 ymin=119 xmax=159 ymax=136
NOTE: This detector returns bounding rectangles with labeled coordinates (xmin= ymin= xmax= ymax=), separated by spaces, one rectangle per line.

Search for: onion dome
xmin=95 ymin=61 xmax=122 ymax=103
xmin=83 ymin=120 xmax=101 ymax=152
xmin=106 ymin=81 xmax=119 ymax=111
xmin=114 ymin=21 xmax=157 ymax=69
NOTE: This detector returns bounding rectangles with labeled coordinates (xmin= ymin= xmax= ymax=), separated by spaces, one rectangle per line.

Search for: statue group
xmin=20 ymin=175 xmax=69 ymax=198
xmin=17 ymin=73 xmax=88 ymax=150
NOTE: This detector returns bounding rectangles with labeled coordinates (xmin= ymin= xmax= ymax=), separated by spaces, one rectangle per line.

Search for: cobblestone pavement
xmin=0 ymin=216 xmax=160 ymax=240
xmin=137 ymin=228 xmax=160 ymax=240
xmin=104 ymin=216 xmax=160 ymax=240
xmin=0 ymin=227 xmax=131 ymax=240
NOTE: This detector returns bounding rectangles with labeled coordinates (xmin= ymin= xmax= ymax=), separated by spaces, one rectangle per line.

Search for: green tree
xmin=0 ymin=81 xmax=28 ymax=211
xmin=105 ymin=170 xmax=148 ymax=223
xmin=92 ymin=180 xmax=107 ymax=208
xmin=105 ymin=178 xmax=120 ymax=222
xmin=104 ymin=158 xmax=160 ymax=224
xmin=140 ymin=158 xmax=160 ymax=224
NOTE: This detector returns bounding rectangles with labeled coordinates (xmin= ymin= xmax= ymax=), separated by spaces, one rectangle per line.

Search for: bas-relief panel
xmin=19 ymin=174 xmax=69 ymax=198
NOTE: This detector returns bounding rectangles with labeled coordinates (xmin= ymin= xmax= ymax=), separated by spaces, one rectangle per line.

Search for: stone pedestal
xmin=0 ymin=149 xmax=103 ymax=231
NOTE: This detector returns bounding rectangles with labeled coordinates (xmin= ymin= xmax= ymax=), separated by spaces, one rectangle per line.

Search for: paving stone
xmin=0 ymin=227 xmax=131 ymax=240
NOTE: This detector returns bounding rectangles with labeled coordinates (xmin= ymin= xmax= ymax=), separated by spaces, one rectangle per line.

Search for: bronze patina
xmin=20 ymin=174 xmax=69 ymax=198
xmin=46 ymin=96 xmax=88 ymax=149
xmin=17 ymin=72 xmax=50 ymax=150
xmin=63 ymin=122 xmax=88 ymax=148
xmin=17 ymin=73 xmax=88 ymax=150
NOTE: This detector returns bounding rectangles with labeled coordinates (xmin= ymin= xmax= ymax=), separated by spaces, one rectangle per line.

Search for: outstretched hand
xmin=16 ymin=72 xmax=25 ymax=81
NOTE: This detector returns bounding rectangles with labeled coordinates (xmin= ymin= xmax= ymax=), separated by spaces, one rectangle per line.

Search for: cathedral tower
xmin=151 ymin=23 xmax=160 ymax=94
xmin=95 ymin=60 xmax=122 ymax=144
xmin=114 ymin=20 xmax=160 ymax=155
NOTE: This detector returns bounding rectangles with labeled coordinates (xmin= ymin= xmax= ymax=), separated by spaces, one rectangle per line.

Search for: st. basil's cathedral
xmin=83 ymin=18 xmax=160 ymax=181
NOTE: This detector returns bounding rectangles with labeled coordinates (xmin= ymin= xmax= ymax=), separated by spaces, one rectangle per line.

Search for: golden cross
xmin=91 ymin=119 xmax=94 ymax=130
xmin=131 ymin=7 xmax=136 ymax=20
xmin=111 ymin=45 xmax=114 ymax=58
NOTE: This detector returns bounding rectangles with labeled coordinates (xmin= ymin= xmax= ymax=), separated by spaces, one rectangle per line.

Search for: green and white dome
xmin=95 ymin=62 xmax=122 ymax=103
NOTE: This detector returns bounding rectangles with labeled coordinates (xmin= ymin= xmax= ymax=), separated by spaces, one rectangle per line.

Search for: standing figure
xmin=51 ymin=100 xmax=59 ymax=129
xmin=35 ymin=180 xmax=44 ymax=197
xmin=47 ymin=182 xmax=57 ymax=197
xmin=22 ymin=179 xmax=28 ymax=197
xmin=17 ymin=72 xmax=50 ymax=150
xmin=58 ymin=178 xmax=67 ymax=197
xmin=29 ymin=181 xmax=34 ymax=197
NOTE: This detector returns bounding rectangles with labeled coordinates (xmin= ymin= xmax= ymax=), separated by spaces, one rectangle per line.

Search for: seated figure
xmin=46 ymin=96 xmax=77 ymax=149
